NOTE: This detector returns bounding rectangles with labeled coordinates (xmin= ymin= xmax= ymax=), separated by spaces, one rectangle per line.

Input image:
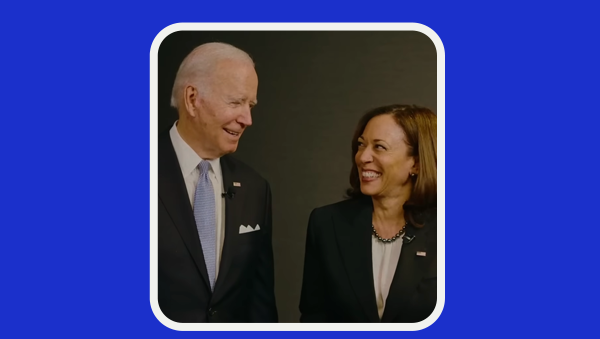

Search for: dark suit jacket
xmin=299 ymin=197 xmax=437 ymax=323
xmin=158 ymin=132 xmax=278 ymax=323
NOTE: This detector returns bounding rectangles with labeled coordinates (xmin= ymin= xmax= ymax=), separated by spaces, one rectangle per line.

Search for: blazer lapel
xmin=380 ymin=221 xmax=431 ymax=322
xmin=158 ymin=133 xmax=211 ymax=292
xmin=211 ymin=155 xmax=244 ymax=302
xmin=334 ymin=199 xmax=380 ymax=323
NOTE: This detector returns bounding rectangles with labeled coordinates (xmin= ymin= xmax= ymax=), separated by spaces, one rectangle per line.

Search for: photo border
xmin=149 ymin=22 xmax=445 ymax=331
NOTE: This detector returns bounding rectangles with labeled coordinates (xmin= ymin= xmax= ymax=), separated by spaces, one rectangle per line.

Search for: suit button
xmin=208 ymin=308 xmax=217 ymax=317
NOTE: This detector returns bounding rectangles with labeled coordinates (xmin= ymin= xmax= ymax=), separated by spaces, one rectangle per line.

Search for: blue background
xmin=1 ymin=0 xmax=599 ymax=337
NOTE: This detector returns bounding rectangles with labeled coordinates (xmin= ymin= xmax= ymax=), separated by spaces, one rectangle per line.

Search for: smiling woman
xmin=348 ymin=105 xmax=437 ymax=226
xmin=300 ymin=104 xmax=437 ymax=323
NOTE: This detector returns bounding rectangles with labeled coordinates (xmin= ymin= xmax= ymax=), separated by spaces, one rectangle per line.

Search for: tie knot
xmin=199 ymin=160 xmax=212 ymax=174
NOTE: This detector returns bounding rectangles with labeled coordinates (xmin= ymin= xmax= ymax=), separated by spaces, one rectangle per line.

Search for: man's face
xmin=193 ymin=59 xmax=258 ymax=158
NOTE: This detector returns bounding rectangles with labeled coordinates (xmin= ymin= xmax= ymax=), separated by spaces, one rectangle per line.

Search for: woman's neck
xmin=371 ymin=190 xmax=410 ymax=234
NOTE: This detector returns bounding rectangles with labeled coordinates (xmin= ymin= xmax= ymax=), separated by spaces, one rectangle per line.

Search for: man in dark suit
xmin=158 ymin=42 xmax=278 ymax=323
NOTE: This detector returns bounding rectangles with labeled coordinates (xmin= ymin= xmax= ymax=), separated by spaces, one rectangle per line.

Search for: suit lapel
xmin=158 ymin=133 xmax=211 ymax=292
xmin=380 ymin=221 xmax=431 ymax=322
xmin=211 ymin=155 xmax=244 ymax=302
xmin=334 ymin=199 xmax=380 ymax=323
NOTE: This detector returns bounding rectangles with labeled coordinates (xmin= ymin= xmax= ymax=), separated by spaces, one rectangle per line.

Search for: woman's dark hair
xmin=346 ymin=104 xmax=437 ymax=226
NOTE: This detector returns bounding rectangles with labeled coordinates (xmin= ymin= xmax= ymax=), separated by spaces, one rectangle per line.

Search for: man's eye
xmin=376 ymin=145 xmax=386 ymax=150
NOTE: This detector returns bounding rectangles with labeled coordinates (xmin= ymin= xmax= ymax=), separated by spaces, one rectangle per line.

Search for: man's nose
xmin=237 ymin=105 xmax=253 ymax=127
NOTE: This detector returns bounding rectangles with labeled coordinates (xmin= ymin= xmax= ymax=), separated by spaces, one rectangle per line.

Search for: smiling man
xmin=158 ymin=43 xmax=278 ymax=323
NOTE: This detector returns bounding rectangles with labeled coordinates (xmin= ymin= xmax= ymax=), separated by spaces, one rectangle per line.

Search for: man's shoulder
xmin=158 ymin=127 xmax=174 ymax=148
xmin=220 ymin=154 xmax=268 ymax=184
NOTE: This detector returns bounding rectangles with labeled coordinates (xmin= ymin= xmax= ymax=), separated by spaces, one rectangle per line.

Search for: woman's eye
xmin=376 ymin=145 xmax=386 ymax=150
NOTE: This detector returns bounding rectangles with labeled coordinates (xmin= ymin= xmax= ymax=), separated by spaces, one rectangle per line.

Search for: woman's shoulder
xmin=311 ymin=197 xmax=369 ymax=216
xmin=307 ymin=198 xmax=370 ymax=237
xmin=413 ymin=206 xmax=437 ymax=231
xmin=308 ymin=197 xmax=372 ymax=229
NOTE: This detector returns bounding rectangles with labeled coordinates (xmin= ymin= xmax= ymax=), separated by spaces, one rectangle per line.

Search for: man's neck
xmin=176 ymin=121 xmax=217 ymax=160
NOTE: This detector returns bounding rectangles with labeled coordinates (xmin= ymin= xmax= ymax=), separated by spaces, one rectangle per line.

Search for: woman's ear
xmin=411 ymin=156 xmax=420 ymax=175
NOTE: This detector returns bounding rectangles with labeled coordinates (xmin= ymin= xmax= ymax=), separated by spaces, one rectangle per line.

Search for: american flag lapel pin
xmin=416 ymin=251 xmax=427 ymax=257
xmin=233 ymin=182 xmax=241 ymax=187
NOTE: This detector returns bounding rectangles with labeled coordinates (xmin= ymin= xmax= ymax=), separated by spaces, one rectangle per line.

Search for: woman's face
xmin=355 ymin=114 xmax=417 ymax=198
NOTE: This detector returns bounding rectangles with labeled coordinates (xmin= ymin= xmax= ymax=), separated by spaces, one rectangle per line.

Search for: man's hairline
xmin=174 ymin=57 xmax=256 ymax=110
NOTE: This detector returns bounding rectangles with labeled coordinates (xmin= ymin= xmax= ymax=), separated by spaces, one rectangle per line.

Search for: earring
xmin=410 ymin=173 xmax=415 ymax=177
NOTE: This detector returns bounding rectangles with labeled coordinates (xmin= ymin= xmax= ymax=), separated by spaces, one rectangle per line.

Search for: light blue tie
xmin=194 ymin=160 xmax=216 ymax=291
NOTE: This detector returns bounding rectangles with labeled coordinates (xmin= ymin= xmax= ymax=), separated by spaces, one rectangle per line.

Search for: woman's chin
xmin=360 ymin=186 xmax=379 ymax=196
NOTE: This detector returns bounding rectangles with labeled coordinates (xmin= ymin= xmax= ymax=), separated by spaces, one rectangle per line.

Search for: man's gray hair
xmin=170 ymin=42 xmax=254 ymax=109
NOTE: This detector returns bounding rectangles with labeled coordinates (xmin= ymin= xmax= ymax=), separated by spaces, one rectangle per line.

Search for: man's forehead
xmin=213 ymin=58 xmax=255 ymax=71
xmin=207 ymin=61 xmax=255 ymax=82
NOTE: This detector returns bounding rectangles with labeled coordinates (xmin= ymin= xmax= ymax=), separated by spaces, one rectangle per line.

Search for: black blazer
xmin=158 ymin=132 xmax=278 ymax=323
xmin=299 ymin=197 xmax=437 ymax=323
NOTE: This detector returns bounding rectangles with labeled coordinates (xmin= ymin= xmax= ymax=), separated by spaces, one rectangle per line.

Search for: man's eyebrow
xmin=228 ymin=96 xmax=257 ymax=105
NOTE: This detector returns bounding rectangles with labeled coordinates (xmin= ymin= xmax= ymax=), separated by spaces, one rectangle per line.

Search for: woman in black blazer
xmin=300 ymin=104 xmax=437 ymax=323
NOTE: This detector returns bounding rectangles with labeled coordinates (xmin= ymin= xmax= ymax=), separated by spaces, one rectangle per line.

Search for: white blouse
xmin=372 ymin=236 xmax=403 ymax=319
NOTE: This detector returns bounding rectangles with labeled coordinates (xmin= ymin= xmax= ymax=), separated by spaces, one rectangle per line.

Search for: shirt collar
xmin=170 ymin=121 xmax=221 ymax=177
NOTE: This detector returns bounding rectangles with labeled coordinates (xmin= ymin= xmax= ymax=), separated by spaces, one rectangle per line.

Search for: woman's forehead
xmin=362 ymin=115 xmax=405 ymax=142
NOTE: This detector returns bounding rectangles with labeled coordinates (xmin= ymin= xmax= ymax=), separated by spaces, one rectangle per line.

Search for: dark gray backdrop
xmin=158 ymin=31 xmax=437 ymax=322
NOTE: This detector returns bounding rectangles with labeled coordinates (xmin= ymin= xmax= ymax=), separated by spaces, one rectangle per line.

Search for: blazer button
xmin=208 ymin=308 xmax=217 ymax=317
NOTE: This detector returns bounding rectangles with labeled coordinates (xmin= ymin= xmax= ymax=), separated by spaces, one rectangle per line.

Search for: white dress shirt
xmin=372 ymin=237 xmax=403 ymax=319
xmin=170 ymin=122 xmax=226 ymax=278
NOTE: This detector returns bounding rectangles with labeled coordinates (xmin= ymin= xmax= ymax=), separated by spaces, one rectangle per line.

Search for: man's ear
xmin=183 ymin=85 xmax=198 ymax=118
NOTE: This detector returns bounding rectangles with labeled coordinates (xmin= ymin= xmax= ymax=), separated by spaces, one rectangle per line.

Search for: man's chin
xmin=220 ymin=142 xmax=238 ymax=155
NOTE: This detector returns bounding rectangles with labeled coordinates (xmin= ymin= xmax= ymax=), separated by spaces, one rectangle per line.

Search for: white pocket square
xmin=239 ymin=224 xmax=261 ymax=234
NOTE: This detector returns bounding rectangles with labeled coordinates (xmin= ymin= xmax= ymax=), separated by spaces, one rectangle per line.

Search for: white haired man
xmin=158 ymin=42 xmax=277 ymax=322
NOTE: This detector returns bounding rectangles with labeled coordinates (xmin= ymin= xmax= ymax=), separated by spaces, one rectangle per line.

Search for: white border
xmin=150 ymin=22 xmax=445 ymax=331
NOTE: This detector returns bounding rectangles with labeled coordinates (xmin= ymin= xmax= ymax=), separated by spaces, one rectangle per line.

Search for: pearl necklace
xmin=371 ymin=222 xmax=407 ymax=243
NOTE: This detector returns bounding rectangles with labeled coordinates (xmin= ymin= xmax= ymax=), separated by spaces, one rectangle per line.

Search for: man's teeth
xmin=225 ymin=129 xmax=240 ymax=136
xmin=362 ymin=171 xmax=381 ymax=178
